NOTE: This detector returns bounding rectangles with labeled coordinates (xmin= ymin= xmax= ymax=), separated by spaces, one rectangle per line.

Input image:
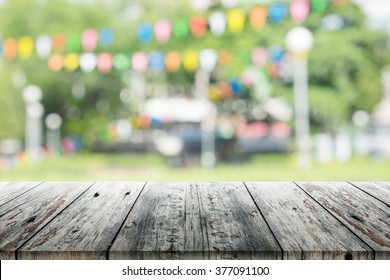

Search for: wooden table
xmin=0 ymin=182 xmax=389 ymax=260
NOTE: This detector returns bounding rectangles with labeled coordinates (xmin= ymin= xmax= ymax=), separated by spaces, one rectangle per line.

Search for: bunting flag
xmin=36 ymin=35 xmax=52 ymax=59
xmin=199 ymin=49 xmax=218 ymax=72
xmin=209 ymin=12 xmax=227 ymax=36
xmin=138 ymin=23 xmax=153 ymax=43
xmin=227 ymin=8 xmax=246 ymax=34
xmin=268 ymin=3 xmax=287 ymax=23
xmin=80 ymin=53 xmax=97 ymax=72
xmin=18 ymin=36 xmax=34 ymax=60
xmin=64 ymin=53 xmax=80 ymax=71
xmin=149 ymin=51 xmax=165 ymax=71
xmin=165 ymin=51 xmax=181 ymax=73
xmin=173 ymin=18 xmax=189 ymax=38
xmin=290 ymin=0 xmax=310 ymax=23
xmin=183 ymin=50 xmax=199 ymax=72
xmin=114 ymin=53 xmax=130 ymax=73
xmin=190 ymin=16 xmax=208 ymax=38
xmin=66 ymin=32 xmax=81 ymax=52
xmin=52 ymin=33 xmax=66 ymax=52
xmin=311 ymin=0 xmax=330 ymax=11
xmin=249 ymin=6 xmax=268 ymax=29
xmin=99 ymin=28 xmax=114 ymax=47
xmin=48 ymin=54 xmax=64 ymax=72
xmin=154 ymin=20 xmax=172 ymax=43
xmin=3 ymin=38 xmax=18 ymax=60
xmin=82 ymin=29 xmax=98 ymax=52
xmin=97 ymin=53 xmax=113 ymax=73
xmin=132 ymin=52 xmax=148 ymax=72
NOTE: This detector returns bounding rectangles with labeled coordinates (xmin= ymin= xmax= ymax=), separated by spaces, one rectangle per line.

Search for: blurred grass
xmin=1 ymin=153 xmax=390 ymax=181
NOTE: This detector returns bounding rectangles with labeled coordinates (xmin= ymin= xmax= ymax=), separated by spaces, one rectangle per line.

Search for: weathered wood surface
xmin=109 ymin=182 xmax=188 ymax=260
xmin=246 ymin=182 xmax=373 ymax=260
xmin=376 ymin=182 xmax=390 ymax=192
xmin=0 ymin=182 xmax=41 ymax=206
xmin=299 ymin=182 xmax=390 ymax=260
xmin=18 ymin=182 xmax=144 ymax=260
xmin=0 ymin=182 xmax=92 ymax=260
xmin=191 ymin=182 xmax=281 ymax=259
xmin=109 ymin=182 xmax=281 ymax=260
xmin=350 ymin=182 xmax=390 ymax=206
xmin=0 ymin=182 xmax=389 ymax=260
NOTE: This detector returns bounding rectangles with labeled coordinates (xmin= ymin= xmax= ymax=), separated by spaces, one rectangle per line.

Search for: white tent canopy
xmin=144 ymin=97 xmax=214 ymax=123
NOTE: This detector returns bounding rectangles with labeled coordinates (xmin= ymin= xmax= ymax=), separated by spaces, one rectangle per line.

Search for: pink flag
xmin=82 ymin=29 xmax=99 ymax=52
xmin=97 ymin=53 xmax=113 ymax=74
xmin=154 ymin=20 xmax=172 ymax=43
xmin=290 ymin=0 xmax=310 ymax=23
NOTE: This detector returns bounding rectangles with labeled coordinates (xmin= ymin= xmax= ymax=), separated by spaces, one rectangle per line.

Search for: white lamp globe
xmin=285 ymin=27 xmax=314 ymax=54
xmin=22 ymin=85 xmax=43 ymax=103
xmin=45 ymin=113 xmax=63 ymax=130
xmin=199 ymin=49 xmax=218 ymax=73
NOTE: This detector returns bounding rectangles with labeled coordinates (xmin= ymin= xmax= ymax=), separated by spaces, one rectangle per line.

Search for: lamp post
xmin=198 ymin=49 xmax=218 ymax=168
xmin=45 ymin=113 xmax=62 ymax=155
xmin=285 ymin=27 xmax=314 ymax=170
xmin=22 ymin=85 xmax=44 ymax=161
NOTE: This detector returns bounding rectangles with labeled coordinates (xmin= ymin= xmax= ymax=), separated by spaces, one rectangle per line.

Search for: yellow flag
xmin=64 ymin=53 xmax=80 ymax=71
xmin=18 ymin=36 xmax=34 ymax=59
xmin=227 ymin=9 xmax=245 ymax=34
xmin=183 ymin=51 xmax=198 ymax=72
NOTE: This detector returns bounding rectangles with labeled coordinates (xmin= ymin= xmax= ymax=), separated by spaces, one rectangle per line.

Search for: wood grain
xmin=110 ymin=182 xmax=281 ymax=260
xmin=0 ymin=182 xmax=42 ymax=206
xmin=246 ymin=182 xmax=373 ymax=260
xmin=109 ymin=182 xmax=188 ymax=260
xmin=350 ymin=182 xmax=390 ymax=206
xmin=1 ymin=182 xmax=389 ymax=260
xmin=18 ymin=182 xmax=144 ymax=260
xmin=298 ymin=182 xmax=390 ymax=260
xmin=0 ymin=182 xmax=92 ymax=260
xmin=376 ymin=182 xmax=390 ymax=192
xmin=194 ymin=182 xmax=281 ymax=259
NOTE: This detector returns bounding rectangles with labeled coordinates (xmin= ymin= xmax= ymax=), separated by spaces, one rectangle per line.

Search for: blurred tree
xmin=0 ymin=0 xmax=388 ymax=147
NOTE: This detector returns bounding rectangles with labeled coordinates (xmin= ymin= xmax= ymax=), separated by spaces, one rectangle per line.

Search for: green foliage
xmin=0 ymin=0 xmax=388 ymax=145
xmin=0 ymin=65 xmax=24 ymax=139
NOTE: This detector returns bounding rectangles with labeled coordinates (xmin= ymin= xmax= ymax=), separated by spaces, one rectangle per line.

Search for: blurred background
xmin=0 ymin=0 xmax=390 ymax=181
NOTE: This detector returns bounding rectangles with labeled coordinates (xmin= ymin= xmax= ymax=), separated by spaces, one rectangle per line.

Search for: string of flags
xmin=40 ymin=46 xmax=285 ymax=74
xmin=0 ymin=0 xmax=349 ymax=71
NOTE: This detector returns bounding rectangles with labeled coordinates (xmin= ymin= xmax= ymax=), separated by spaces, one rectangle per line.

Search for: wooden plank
xmin=0 ymin=182 xmax=92 ymax=260
xmin=18 ymin=182 xmax=144 ymax=260
xmin=298 ymin=182 xmax=390 ymax=260
xmin=246 ymin=182 xmax=373 ymax=260
xmin=194 ymin=182 xmax=281 ymax=260
xmin=350 ymin=182 xmax=390 ymax=206
xmin=109 ymin=182 xmax=188 ymax=260
xmin=376 ymin=182 xmax=390 ymax=192
xmin=0 ymin=182 xmax=42 ymax=206
xmin=109 ymin=182 xmax=281 ymax=260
